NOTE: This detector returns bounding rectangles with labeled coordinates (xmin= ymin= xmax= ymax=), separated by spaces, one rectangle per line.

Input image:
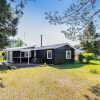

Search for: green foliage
xmin=0 ymin=0 xmax=24 ymax=49
xmin=0 ymin=34 xmax=9 ymax=48
xmin=80 ymin=21 xmax=100 ymax=55
xmin=2 ymin=52 xmax=5 ymax=57
xmin=78 ymin=52 xmax=95 ymax=63
xmin=15 ymin=38 xmax=24 ymax=47
xmin=45 ymin=0 xmax=100 ymax=40
xmin=0 ymin=52 xmax=3 ymax=62
xmin=78 ymin=53 xmax=84 ymax=63
xmin=0 ymin=51 xmax=5 ymax=63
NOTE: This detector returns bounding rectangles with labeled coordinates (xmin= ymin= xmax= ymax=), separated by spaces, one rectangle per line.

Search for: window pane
xmin=24 ymin=51 xmax=31 ymax=57
xmin=25 ymin=52 xmax=28 ymax=57
xmin=47 ymin=50 xmax=52 ymax=59
xmin=48 ymin=52 xmax=51 ymax=58
xmin=67 ymin=52 xmax=71 ymax=58
xmin=66 ymin=51 xmax=71 ymax=59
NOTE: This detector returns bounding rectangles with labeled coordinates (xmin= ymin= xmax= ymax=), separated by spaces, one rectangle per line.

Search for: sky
xmin=13 ymin=0 xmax=79 ymax=46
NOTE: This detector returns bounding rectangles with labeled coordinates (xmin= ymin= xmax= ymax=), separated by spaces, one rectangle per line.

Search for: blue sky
xmin=14 ymin=0 xmax=79 ymax=46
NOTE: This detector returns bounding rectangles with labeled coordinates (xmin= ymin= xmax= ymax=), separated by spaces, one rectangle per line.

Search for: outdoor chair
xmin=31 ymin=58 xmax=43 ymax=64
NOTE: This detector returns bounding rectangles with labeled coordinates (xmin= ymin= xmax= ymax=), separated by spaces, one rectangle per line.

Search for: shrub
xmin=0 ymin=51 xmax=3 ymax=62
xmin=78 ymin=53 xmax=84 ymax=63
xmin=78 ymin=52 xmax=95 ymax=63
xmin=2 ymin=52 xmax=5 ymax=57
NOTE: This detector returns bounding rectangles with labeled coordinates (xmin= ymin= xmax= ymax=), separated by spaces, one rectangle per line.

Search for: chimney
xmin=41 ymin=34 xmax=43 ymax=47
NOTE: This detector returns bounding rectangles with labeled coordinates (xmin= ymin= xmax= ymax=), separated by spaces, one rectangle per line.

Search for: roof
xmin=28 ymin=43 xmax=75 ymax=51
xmin=3 ymin=45 xmax=36 ymax=51
xmin=3 ymin=43 xmax=75 ymax=51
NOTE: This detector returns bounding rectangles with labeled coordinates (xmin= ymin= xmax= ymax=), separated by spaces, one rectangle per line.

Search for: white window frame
xmin=66 ymin=50 xmax=71 ymax=59
xmin=47 ymin=50 xmax=52 ymax=59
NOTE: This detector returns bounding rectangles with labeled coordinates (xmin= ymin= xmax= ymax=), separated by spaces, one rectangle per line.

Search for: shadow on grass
xmin=0 ymin=83 xmax=5 ymax=88
xmin=89 ymin=84 xmax=100 ymax=97
xmin=84 ymin=84 xmax=100 ymax=100
xmin=51 ymin=63 xmax=86 ymax=69
xmin=0 ymin=77 xmax=5 ymax=89
xmin=50 ymin=59 xmax=100 ymax=69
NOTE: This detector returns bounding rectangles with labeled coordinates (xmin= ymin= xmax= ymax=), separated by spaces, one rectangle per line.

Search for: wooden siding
xmin=54 ymin=45 xmax=75 ymax=64
xmin=36 ymin=49 xmax=55 ymax=64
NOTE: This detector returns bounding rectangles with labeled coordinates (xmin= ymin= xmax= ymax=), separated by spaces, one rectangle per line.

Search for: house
xmin=3 ymin=43 xmax=75 ymax=65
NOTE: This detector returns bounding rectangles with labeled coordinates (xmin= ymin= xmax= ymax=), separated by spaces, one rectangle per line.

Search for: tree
xmin=45 ymin=0 xmax=100 ymax=40
xmin=0 ymin=34 xmax=9 ymax=48
xmin=15 ymin=38 xmax=24 ymax=47
xmin=79 ymin=20 xmax=99 ymax=55
xmin=0 ymin=0 xmax=24 ymax=49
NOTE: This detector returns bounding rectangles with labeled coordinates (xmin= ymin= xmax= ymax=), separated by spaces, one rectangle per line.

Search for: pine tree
xmin=80 ymin=20 xmax=99 ymax=55
xmin=0 ymin=0 xmax=23 ymax=48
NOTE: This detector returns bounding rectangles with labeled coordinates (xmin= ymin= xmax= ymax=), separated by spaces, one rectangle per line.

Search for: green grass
xmin=0 ymin=60 xmax=100 ymax=100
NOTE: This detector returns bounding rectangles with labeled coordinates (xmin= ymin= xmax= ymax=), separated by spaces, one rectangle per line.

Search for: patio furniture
xmin=31 ymin=58 xmax=43 ymax=64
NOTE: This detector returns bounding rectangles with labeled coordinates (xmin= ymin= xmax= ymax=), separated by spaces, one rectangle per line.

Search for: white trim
xmin=66 ymin=50 xmax=71 ymax=59
xmin=3 ymin=45 xmax=36 ymax=51
xmin=47 ymin=50 xmax=52 ymax=59
xmin=10 ymin=51 xmax=13 ymax=62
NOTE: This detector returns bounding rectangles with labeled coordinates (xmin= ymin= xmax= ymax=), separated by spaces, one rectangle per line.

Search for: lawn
xmin=0 ymin=60 xmax=100 ymax=100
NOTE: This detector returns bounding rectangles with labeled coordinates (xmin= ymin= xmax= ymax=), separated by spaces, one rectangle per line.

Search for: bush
xmin=78 ymin=53 xmax=84 ymax=63
xmin=78 ymin=52 xmax=95 ymax=63
xmin=0 ymin=52 xmax=6 ymax=63
xmin=2 ymin=52 xmax=5 ymax=57
xmin=0 ymin=51 xmax=3 ymax=62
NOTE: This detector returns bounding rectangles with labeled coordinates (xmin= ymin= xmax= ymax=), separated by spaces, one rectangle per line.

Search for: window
xmin=66 ymin=50 xmax=71 ymax=59
xmin=47 ymin=50 xmax=52 ymax=59
xmin=24 ymin=51 xmax=31 ymax=57
xmin=25 ymin=51 xmax=28 ymax=57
